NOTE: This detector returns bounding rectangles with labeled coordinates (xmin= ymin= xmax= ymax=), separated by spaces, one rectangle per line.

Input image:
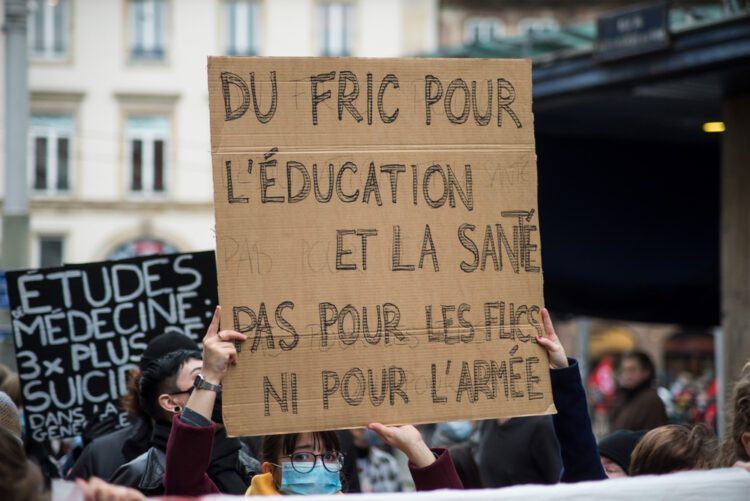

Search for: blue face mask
xmin=439 ymin=420 xmax=474 ymax=441
xmin=279 ymin=462 xmax=341 ymax=495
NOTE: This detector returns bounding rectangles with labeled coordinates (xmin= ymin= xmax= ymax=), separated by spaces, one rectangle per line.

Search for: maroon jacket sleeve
xmin=409 ymin=447 xmax=464 ymax=490
xmin=163 ymin=414 xmax=220 ymax=496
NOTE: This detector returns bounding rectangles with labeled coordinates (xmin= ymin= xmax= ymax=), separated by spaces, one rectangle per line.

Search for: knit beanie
xmin=0 ymin=391 xmax=22 ymax=442
xmin=139 ymin=332 xmax=200 ymax=370
xmin=598 ymin=429 xmax=648 ymax=473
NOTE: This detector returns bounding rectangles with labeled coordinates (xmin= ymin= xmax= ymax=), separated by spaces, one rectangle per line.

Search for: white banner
xmin=53 ymin=467 xmax=750 ymax=501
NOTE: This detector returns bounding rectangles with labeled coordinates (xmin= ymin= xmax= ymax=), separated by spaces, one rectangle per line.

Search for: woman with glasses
xmin=163 ymin=307 xmax=464 ymax=496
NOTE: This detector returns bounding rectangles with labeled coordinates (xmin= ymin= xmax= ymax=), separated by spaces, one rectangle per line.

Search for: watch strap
xmin=193 ymin=373 xmax=222 ymax=392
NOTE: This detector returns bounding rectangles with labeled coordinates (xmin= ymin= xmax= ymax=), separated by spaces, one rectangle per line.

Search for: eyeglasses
xmin=278 ymin=451 xmax=345 ymax=473
xmin=168 ymin=386 xmax=194 ymax=396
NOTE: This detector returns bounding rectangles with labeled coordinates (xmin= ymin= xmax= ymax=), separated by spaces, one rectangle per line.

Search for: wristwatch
xmin=193 ymin=373 xmax=222 ymax=392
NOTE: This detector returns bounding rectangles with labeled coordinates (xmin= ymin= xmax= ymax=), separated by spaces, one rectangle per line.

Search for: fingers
xmin=541 ymin=307 xmax=557 ymax=340
xmin=367 ymin=422 xmax=391 ymax=443
xmin=82 ymin=477 xmax=145 ymax=501
xmin=536 ymin=335 xmax=553 ymax=350
xmin=367 ymin=422 xmax=385 ymax=435
xmin=205 ymin=306 xmax=221 ymax=339
xmin=76 ymin=479 xmax=91 ymax=501
xmin=217 ymin=330 xmax=247 ymax=343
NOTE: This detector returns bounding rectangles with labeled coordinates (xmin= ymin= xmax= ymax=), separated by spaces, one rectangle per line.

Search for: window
xmin=518 ymin=17 xmax=560 ymax=35
xmin=29 ymin=113 xmax=73 ymax=193
xmin=126 ymin=115 xmax=169 ymax=195
xmin=130 ymin=0 xmax=167 ymax=61
xmin=464 ymin=17 xmax=505 ymax=45
xmin=319 ymin=3 xmax=353 ymax=57
xmin=224 ymin=1 xmax=260 ymax=56
xmin=39 ymin=236 xmax=65 ymax=268
xmin=29 ymin=0 xmax=69 ymax=60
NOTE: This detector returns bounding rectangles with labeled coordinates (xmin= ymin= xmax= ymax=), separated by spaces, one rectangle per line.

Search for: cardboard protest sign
xmin=6 ymin=251 xmax=217 ymax=442
xmin=208 ymin=57 xmax=553 ymax=437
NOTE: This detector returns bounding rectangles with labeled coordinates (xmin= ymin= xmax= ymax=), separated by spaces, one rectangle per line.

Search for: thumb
xmin=368 ymin=422 xmax=389 ymax=442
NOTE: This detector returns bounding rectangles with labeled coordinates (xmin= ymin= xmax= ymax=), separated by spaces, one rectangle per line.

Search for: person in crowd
xmin=0 ymin=371 xmax=21 ymax=409
xmin=349 ymin=427 xmax=402 ymax=492
xmin=335 ymin=430 xmax=362 ymax=492
xmin=430 ymin=420 xmax=479 ymax=452
xmin=2 ymin=420 xmax=144 ymax=501
xmin=108 ymin=348 xmax=203 ymax=493
xmin=0 ymin=425 xmax=46 ymax=501
xmin=717 ymin=361 xmax=750 ymax=467
xmin=609 ymin=351 xmax=668 ymax=432
xmin=597 ymin=429 xmax=647 ymax=478
xmin=447 ymin=445 xmax=484 ymax=489
xmin=69 ymin=332 xmax=201 ymax=481
xmin=109 ymin=346 xmax=260 ymax=495
xmin=1 ymin=366 xmax=63 ymax=482
xmin=0 ymin=392 xmax=46 ymax=501
xmin=476 ymin=415 xmax=561 ymax=487
xmin=163 ymin=306 xmax=463 ymax=496
xmin=629 ymin=423 xmax=718 ymax=475
xmin=536 ymin=308 xmax=607 ymax=482
xmin=0 ymin=372 xmax=24 ymax=440
xmin=0 ymin=391 xmax=23 ymax=446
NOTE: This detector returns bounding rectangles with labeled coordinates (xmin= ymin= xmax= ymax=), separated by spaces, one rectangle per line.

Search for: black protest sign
xmin=7 ymin=251 xmax=217 ymax=442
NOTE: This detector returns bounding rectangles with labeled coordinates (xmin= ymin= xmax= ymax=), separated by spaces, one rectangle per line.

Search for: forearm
xmin=410 ymin=448 xmax=463 ymax=490
xmin=551 ymin=358 xmax=606 ymax=482
xmin=164 ymin=415 xmax=219 ymax=495
xmin=185 ymin=387 xmax=217 ymax=421
xmin=399 ymin=438 xmax=435 ymax=468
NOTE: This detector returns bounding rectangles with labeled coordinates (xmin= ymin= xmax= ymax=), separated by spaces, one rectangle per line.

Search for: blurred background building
xmin=0 ymin=0 xmax=439 ymax=270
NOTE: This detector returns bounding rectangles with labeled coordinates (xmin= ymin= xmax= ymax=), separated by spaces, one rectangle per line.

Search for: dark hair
xmin=0 ymin=427 xmax=45 ymax=501
xmin=630 ymin=424 xmax=717 ymax=476
xmin=622 ymin=351 xmax=656 ymax=382
xmin=138 ymin=349 xmax=201 ymax=421
xmin=447 ymin=445 xmax=484 ymax=489
xmin=597 ymin=429 xmax=647 ymax=474
xmin=120 ymin=368 xmax=143 ymax=421
xmin=261 ymin=431 xmax=341 ymax=464
xmin=718 ymin=361 xmax=750 ymax=466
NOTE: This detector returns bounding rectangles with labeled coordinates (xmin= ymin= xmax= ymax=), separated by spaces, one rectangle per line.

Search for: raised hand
xmin=536 ymin=307 xmax=569 ymax=369
xmin=201 ymin=305 xmax=247 ymax=385
xmin=76 ymin=477 xmax=145 ymax=501
xmin=368 ymin=423 xmax=435 ymax=467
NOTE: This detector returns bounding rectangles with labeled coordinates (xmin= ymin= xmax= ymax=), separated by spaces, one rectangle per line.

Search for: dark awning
xmin=429 ymin=13 xmax=750 ymax=326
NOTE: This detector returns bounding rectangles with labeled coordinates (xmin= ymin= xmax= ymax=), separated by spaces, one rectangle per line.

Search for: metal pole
xmin=2 ymin=0 xmax=30 ymax=271
xmin=577 ymin=316 xmax=590 ymax=382
xmin=714 ymin=326 xmax=725 ymax=439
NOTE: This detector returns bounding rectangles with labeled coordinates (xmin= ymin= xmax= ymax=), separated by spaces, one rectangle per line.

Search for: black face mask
xmin=181 ymin=385 xmax=223 ymax=424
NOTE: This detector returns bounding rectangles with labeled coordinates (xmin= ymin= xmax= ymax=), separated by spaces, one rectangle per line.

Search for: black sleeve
xmin=550 ymin=358 xmax=607 ymax=482
xmin=67 ymin=443 xmax=96 ymax=480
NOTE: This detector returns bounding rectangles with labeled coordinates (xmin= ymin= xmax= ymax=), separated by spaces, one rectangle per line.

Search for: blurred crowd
xmin=1 ymin=314 xmax=749 ymax=501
